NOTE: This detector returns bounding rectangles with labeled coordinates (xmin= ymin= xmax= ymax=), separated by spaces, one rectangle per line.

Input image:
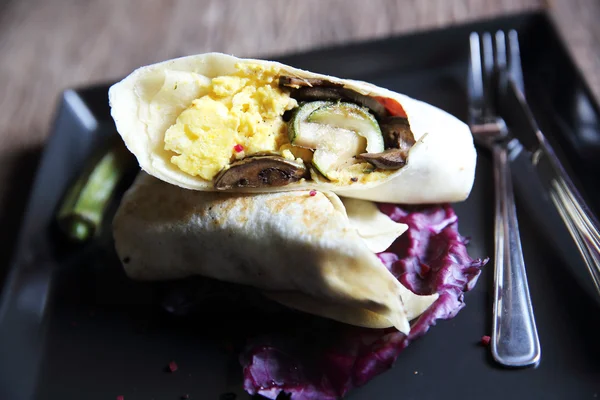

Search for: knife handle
xmin=491 ymin=142 xmax=541 ymax=368
xmin=542 ymin=155 xmax=600 ymax=295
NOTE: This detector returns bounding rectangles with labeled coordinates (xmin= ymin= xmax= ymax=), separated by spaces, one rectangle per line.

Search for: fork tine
xmin=481 ymin=32 xmax=495 ymax=118
xmin=495 ymin=31 xmax=507 ymax=71
xmin=507 ymin=30 xmax=525 ymax=96
xmin=468 ymin=32 xmax=483 ymax=124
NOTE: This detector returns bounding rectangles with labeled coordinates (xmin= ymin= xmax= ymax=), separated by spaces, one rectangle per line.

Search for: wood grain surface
xmin=0 ymin=0 xmax=599 ymax=275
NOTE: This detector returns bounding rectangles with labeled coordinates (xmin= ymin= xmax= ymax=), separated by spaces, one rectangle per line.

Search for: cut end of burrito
xmin=113 ymin=173 xmax=438 ymax=334
xmin=109 ymin=53 xmax=477 ymax=203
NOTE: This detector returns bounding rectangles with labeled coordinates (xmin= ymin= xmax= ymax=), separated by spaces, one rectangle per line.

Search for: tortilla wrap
xmin=109 ymin=52 xmax=476 ymax=203
xmin=113 ymin=173 xmax=438 ymax=332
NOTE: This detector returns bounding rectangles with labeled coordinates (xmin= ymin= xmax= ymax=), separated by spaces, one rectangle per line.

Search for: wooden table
xmin=1 ymin=0 xmax=599 ymax=275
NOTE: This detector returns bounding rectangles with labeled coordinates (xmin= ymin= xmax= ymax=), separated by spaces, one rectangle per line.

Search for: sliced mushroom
xmin=380 ymin=116 xmax=416 ymax=150
xmin=279 ymin=76 xmax=343 ymax=89
xmin=357 ymin=148 xmax=410 ymax=170
xmin=357 ymin=117 xmax=416 ymax=170
xmin=288 ymin=87 xmax=388 ymax=120
xmin=279 ymin=76 xmax=389 ymax=121
xmin=214 ymin=156 xmax=307 ymax=190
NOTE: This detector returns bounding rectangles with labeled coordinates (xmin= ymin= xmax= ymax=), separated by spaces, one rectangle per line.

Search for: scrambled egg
xmin=164 ymin=63 xmax=298 ymax=180
xmin=316 ymin=162 xmax=394 ymax=184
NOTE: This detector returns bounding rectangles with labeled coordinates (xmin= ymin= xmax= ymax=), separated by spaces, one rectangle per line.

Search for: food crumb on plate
xmin=309 ymin=190 xmax=317 ymax=196
xmin=481 ymin=335 xmax=491 ymax=346
xmin=168 ymin=361 xmax=178 ymax=372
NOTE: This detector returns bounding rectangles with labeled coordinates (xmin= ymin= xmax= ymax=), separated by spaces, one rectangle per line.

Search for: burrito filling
xmin=163 ymin=62 xmax=416 ymax=189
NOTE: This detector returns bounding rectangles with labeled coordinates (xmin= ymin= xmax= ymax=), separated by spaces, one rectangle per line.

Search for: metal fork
xmin=468 ymin=31 xmax=541 ymax=367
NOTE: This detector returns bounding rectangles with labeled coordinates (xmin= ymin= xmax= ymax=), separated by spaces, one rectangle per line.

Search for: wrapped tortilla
xmin=113 ymin=173 xmax=438 ymax=333
xmin=109 ymin=53 xmax=476 ymax=203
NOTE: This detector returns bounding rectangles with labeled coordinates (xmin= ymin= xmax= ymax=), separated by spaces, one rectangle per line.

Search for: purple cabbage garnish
xmin=241 ymin=204 xmax=488 ymax=399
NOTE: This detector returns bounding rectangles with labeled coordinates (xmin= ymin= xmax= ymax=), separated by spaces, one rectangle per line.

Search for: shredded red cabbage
xmin=241 ymin=204 xmax=487 ymax=399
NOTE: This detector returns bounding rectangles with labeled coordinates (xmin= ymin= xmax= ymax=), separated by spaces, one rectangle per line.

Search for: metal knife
xmin=500 ymin=78 xmax=600 ymax=302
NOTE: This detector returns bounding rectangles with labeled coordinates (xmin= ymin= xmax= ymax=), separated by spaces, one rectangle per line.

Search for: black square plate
xmin=1 ymin=11 xmax=600 ymax=400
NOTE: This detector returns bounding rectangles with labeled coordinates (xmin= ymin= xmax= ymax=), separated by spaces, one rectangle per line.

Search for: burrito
xmin=113 ymin=173 xmax=438 ymax=333
xmin=109 ymin=53 xmax=476 ymax=203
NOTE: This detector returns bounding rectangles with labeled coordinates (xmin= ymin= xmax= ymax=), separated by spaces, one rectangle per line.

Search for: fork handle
xmin=491 ymin=142 xmax=541 ymax=367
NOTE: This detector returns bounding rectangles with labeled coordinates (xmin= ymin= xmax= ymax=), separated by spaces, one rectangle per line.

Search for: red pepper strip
xmin=374 ymin=96 xmax=408 ymax=118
